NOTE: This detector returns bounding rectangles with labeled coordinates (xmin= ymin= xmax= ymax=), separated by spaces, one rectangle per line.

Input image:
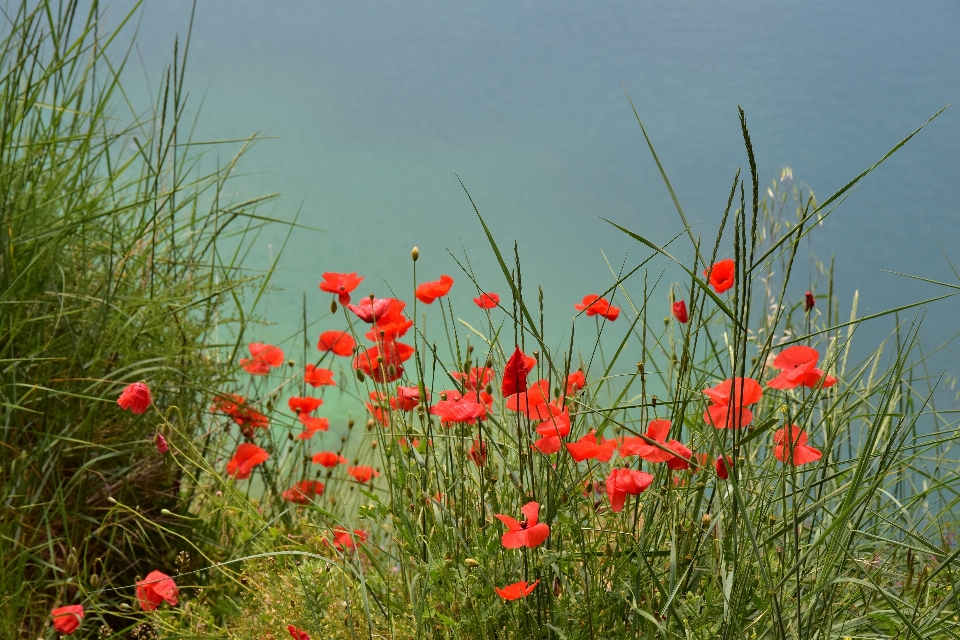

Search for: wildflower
xmin=703 ymin=377 xmax=763 ymax=429
xmin=531 ymin=406 xmax=571 ymax=455
xmin=312 ymin=451 xmax=348 ymax=468
xmin=773 ymin=425 xmax=822 ymax=466
xmin=501 ymin=346 xmax=534 ymax=397
xmin=704 ymin=258 xmax=735 ymax=293
xmin=715 ymin=455 xmax=734 ymax=480
xmin=51 ymin=605 xmax=84 ymax=635
xmin=211 ymin=394 xmax=268 ymax=437
xmin=240 ymin=343 xmax=284 ymax=375
xmin=469 ymin=439 xmax=487 ymax=466
xmin=495 ymin=579 xmax=540 ymax=601
xmin=288 ymin=625 xmax=312 ymax=640
xmin=319 ymin=272 xmax=364 ymax=305
xmin=430 ymin=395 xmax=487 ymax=425
xmin=566 ymin=369 xmax=586 ymax=395
xmin=605 ymin=468 xmax=654 ymax=512
xmin=392 ymin=386 xmax=427 ymax=411
xmin=474 ymin=292 xmax=500 ymax=309
xmin=574 ymin=294 xmax=620 ymax=321
xmin=226 ymin=443 xmax=269 ymax=480
xmin=296 ymin=415 xmax=330 ymax=439
xmin=346 ymin=296 xmax=394 ymax=323
xmin=367 ymin=298 xmax=413 ymax=340
xmin=505 ymin=380 xmax=555 ymax=419
xmin=619 ymin=420 xmax=675 ymax=462
xmin=304 ymin=364 xmax=335 ymax=387
xmin=672 ymin=300 xmax=688 ymax=323
xmin=766 ymin=345 xmax=837 ymax=390
xmin=495 ymin=501 xmax=550 ymax=549
xmin=353 ymin=341 xmax=414 ymax=383
xmin=665 ymin=441 xmax=693 ymax=471
xmin=366 ymin=402 xmax=390 ymax=426
xmin=452 ymin=367 xmax=495 ymax=392
xmin=347 ymin=465 xmax=380 ymax=483
xmin=288 ymin=396 xmax=323 ymax=415
xmin=155 ymin=432 xmax=169 ymax=455
xmin=415 ymin=274 xmax=454 ymax=304
xmin=565 ymin=430 xmax=617 ymax=462
xmin=330 ymin=527 xmax=367 ymax=550
xmin=117 ymin=382 xmax=152 ymax=414
xmin=136 ymin=570 xmax=178 ymax=611
xmin=317 ymin=330 xmax=356 ymax=356
xmin=805 ymin=291 xmax=816 ymax=312
xmin=282 ymin=480 xmax=325 ymax=504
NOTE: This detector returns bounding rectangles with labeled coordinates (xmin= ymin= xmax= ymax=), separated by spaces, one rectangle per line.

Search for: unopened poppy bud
xmin=66 ymin=552 xmax=76 ymax=568
xmin=464 ymin=558 xmax=479 ymax=568
xmin=484 ymin=384 xmax=493 ymax=395
xmin=161 ymin=508 xmax=173 ymax=516
xmin=371 ymin=441 xmax=377 ymax=449
xmin=356 ymin=370 xmax=366 ymax=382
xmin=805 ymin=291 xmax=815 ymax=312
xmin=89 ymin=572 xmax=99 ymax=587
xmin=348 ymin=420 xmax=355 ymax=429
xmin=287 ymin=359 xmax=296 ymax=367
xmin=366 ymin=419 xmax=375 ymax=430
xmin=331 ymin=299 xmax=338 ymax=313
xmin=411 ymin=246 xmax=419 ymax=261
xmin=107 ymin=497 xmax=116 ymax=504
xmin=155 ymin=432 xmax=169 ymax=454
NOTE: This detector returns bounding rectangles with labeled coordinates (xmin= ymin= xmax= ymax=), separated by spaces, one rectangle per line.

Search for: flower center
xmin=520 ymin=521 xmax=529 ymax=530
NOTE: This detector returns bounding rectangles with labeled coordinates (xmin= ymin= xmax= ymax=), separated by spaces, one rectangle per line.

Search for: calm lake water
xmin=115 ymin=1 xmax=960 ymax=420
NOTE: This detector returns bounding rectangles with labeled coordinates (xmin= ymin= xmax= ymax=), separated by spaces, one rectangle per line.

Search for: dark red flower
xmin=574 ymin=294 xmax=620 ymax=321
xmin=469 ymin=439 xmax=487 ymax=466
xmin=51 ymin=605 xmax=84 ymax=635
xmin=226 ymin=443 xmax=269 ymax=480
xmin=330 ymin=527 xmax=367 ymax=551
xmin=605 ymin=468 xmax=654 ymax=512
xmin=288 ymin=396 xmax=323 ymax=415
xmin=501 ymin=346 xmax=533 ymax=397
xmin=495 ymin=579 xmax=540 ymax=600
xmin=766 ymin=345 xmax=837 ymax=390
xmin=319 ymin=272 xmax=364 ymax=305
xmin=296 ymin=415 xmax=330 ymax=439
xmin=312 ymin=451 xmax=348 ymax=468
xmin=805 ymin=291 xmax=816 ymax=312
xmin=288 ymin=624 xmax=312 ymax=640
xmin=703 ymin=377 xmax=763 ymax=429
xmin=672 ymin=300 xmax=688 ymax=323
xmin=773 ymin=425 xmax=822 ymax=466
xmin=118 ymin=382 xmax=152 ymax=414
xmin=347 ymin=465 xmax=379 ymax=483
xmin=240 ymin=343 xmax=285 ymax=375
xmin=415 ymin=274 xmax=454 ymax=304
xmin=155 ymin=432 xmax=169 ymax=455
xmin=566 ymin=370 xmax=586 ymax=396
xmin=282 ymin=480 xmax=325 ymax=504
xmin=495 ymin=501 xmax=550 ymax=549
xmin=704 ymin=259 xmax=735 ymax=293
xmin=474 ymin=292 xmax=500 ymax=309
xmin=304 ymin=365 xmax=335 ymax=387
xmin=715 ymin=455 xmax=734 ymax=480
xmin=565 ymin=430 xmax=618 ymax=462
xmin=136 ymin=570 xmax=178 ymax=611
xmin=317 ymin=331 xmax=356 ymax=356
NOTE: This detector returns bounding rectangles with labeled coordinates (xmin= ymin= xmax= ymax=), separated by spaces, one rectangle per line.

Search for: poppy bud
xmin=366 ymin=419 xmax=375 ymax=430
xmin=805 ymin=291 xmax=815 ymax=312
xmin=331 ymin=299 xmax=338 ymax=313
xmin=356 ymin=370 xmax=366 ymax=382
xmin=89 ymin=572 xmax=99 ymax=587
xmin=672 ymin=300 xmax=688 ymax=323
xmin=348 ymin=420 xmax=355 ymax=429
xmin=412 ymin=246 xmax=419 ymax=261
xmin=464 ymin=558 xmax=479 ymax=568
xmin=155 ymin=433 xmax=169 ymax=454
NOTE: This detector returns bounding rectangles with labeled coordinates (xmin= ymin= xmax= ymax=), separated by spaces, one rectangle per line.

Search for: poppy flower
xmin=773 ymin=425 xmax=822 ymax=466
xmin=240 ymin=343 xmax=285 ymax=375
xmin=226 ymin=443 xmax=269 ymax=480
xmin=155 ymin=432 xmax=169 ymax=454
xmin=288 ymin=625 xmax=311 ymax=640
xmin=495 ymin=579 xmax=540 ymax=601
xmin=330 ymin=527 xmax=367 ymax=551
xmin=469 ymin=439 xmax=487 ymax=466
xmin=474 ymin=292 xmax=500 ymax=309
xmin=392 ymin=386 xmax=427 ymax=411
xmin=397 ymin=436 xmax=422 ymax=450
xmin=619 ymin=420 xmax=675 ymax=462
xmin=665 ymin=441 xmax=693 ymax=471
xmin=805 ymin=291 xmax=816 ymax=312
xmin=319 ymin=272 xmax=364 ymax=305
xmin=672 ymin=300 xmax=688 ymax=323
xmin=505 ymin=380 xmax=555 ymax=419
xmin=51 ymin=605 xmax=84 ymax=635
xmin=312 ymin=451 xmax=348 ymax=468
xmin=430 ymin=396 xmax=487 ymax=425
xmin=452 ymin=367 xmax=495 ymax=392
xmin=703 ymin=377 xmax=763 ymax=429
xmin=346 ymin=296 xmax=394 ymax=323
xmin=704 ymin=258 xmax=735 ymax=293
xmin=282 ymin=480 xmax=325 ymax=504
xmin=531 ymin=405 xmax=571 ymax=454
xmin=366 ymin=401 xmax=390 ymax=427
xmin=574 ymin=294 xmax=620 ymax=321
xmin=304 ymin=364 xmax=335 ymax=387
xmin=118 ymin=382 xmax=152 ymax=414
xmin=501 ymin=346 xmax=534 ymax=397
xmin=495 ymin=501 xmax=550 ymax=549
xmin=566 ymin=369 xmax=586 ymax=396
xmin=317 ymin=331 xmax=356 ymax=356
xmin=296 ymin=415 xmax=330 ymax=439
xmin=715 ymin=455 xmax=734 ymax=480
xmin=353 ymin=341 xmax=414 ymax=384
xmin=288 ymin=396 xmax=323 ymax=415
xmin=766 ymin=345 xmax=837 ymax=390
xmin=136 ymin=570 xmax=178 ymax=611
xmin=211 ymin=394 xmax=269 ymax=437
xmin=565 ymin=430 xmax=618 ymax=462
xmin=347 ymin=465 xmax=380 ymax=483
xmin=605 ymin=468 xmax=654 ymax=512
xmin=415 ymin=274 xmax=454 ymax=304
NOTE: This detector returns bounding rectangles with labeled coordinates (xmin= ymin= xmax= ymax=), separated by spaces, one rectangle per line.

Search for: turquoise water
xmin=117 ymin=1 xmax=960 ymax=418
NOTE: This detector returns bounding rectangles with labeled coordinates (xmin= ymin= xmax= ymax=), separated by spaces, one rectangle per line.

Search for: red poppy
xmin=361 ymin=298 xmax=413 ymax=341
xmin=136 ymin=570 xmax=178 ymax=611
xmin=474 ymin=292 xmax=500 ymax=309
xmin=469 ymin=439 xmax=487 ymax=466
xmin=353 ymin=341 xmax=414 ymax=383
xmin=452 ymin=367 xmax=495 ymax=392
xmin=505 ymin=380 xmax=555 ymax=420
xmin=773 ymin=425 xmax=822 ymax=466
xmin=715 ymin=455 xmax=734 ymax=480
xmin=288 ymin=396 xmax=323 ymax=415
xmin=366 ymin=401 xmax=390 ymax=427
xmin=155 ymin=433 xmax=169 ymax=454
xmin=118 ymin=382 xmax=152 ymax=414
xmin=312 ymin=451 xmax=348 ymax=468
xmin=574 ymin=294 xmax=620 ymax=321
xmin=392 ymin=386 xmax=427 ymax=411
xmin=346 ymin=296 xmax=394 ymax=323
xmin=240 ymin=343 xmax=285 ymax=375
xmin=672 ymin=300 xmax=689 ymax=323
xmin=415 ymin=274 xmax=454 ymax=304
xmin=397 ymin=436 xmax=422 ymax=450
xmin=531 ymin=405 xmax=571 ymax=454
xmin=347 ymin=465 xmax=380 ymax=483
xmin=296 ymin=415 xmax=330 ymax=439
xmin=319 ymin=272 xmax=364 ymax=305
xmin=805 ymin=291 xmax=816 ymax=312
xmin=501 ymin=346 xmax=534 ymax=397
xmin=330 ymin=527 xmax=367 ymax=551
xmin=766 ymin=345 xmax=837 ymax=390
xmin=704 ymin=258 xmax=735 ymax=293
xmin=605 ymin=468 xmax=654 ymax=512
xmin=288 ymin=624 xmax=312 ymax=640
xmin=703 ymin=377 xmax=763 ymax=429
xmin=211 ymin=394 xmax=269 ymax=437
xmin=665 ymin=441 xmax=693 ymax=470
xmin=566 ymin=370 xmax=586 ymax=396
xmin=226 ymin=443 xmax=269 ymax=480
xmin=317 ymin=331 xmax=356 ymax=356
xmin=619 ymin=420 xmax=675 ymax=462
xmin=495 ymin=579 xmax=540 ymax=601
xmin=282 ymin=480 xmax=325 ymax=504
xmin=304 ymin=364 xmax=335 ymax=387
xmin=495 ymin=501 xmax=550 ymax=549
xmin=565 ymin=430 xmax=618 ymax=462
xmin=51 ymin=605 xmax=84 ymax=635
xmin=430 ymin=396 xmax=487 ymax=425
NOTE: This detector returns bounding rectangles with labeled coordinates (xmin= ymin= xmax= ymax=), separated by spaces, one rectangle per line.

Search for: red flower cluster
xmin=354 ymin=340 xmax=415 ymax=384
xmin=430 ymin=390 xmax=487 ymax=426
xmin=703 ymin=377 xmax=763 ymax=429
xmin=574 ymin=294 xmax=620 ymax=321
xmin=452 ymin=366 xmax=494 ymax=392
xmin=240 ymin=342 xmax=284 ymax=375
xmin=211 ymin=394 xmax=269 ymax=438
xmin=282 ymin=480 xmax=325 ymax=504
xmin=118 ymin=382 xmax=152 ymax=414
xmin=766 ymin=346 xmax=837 ymax=390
